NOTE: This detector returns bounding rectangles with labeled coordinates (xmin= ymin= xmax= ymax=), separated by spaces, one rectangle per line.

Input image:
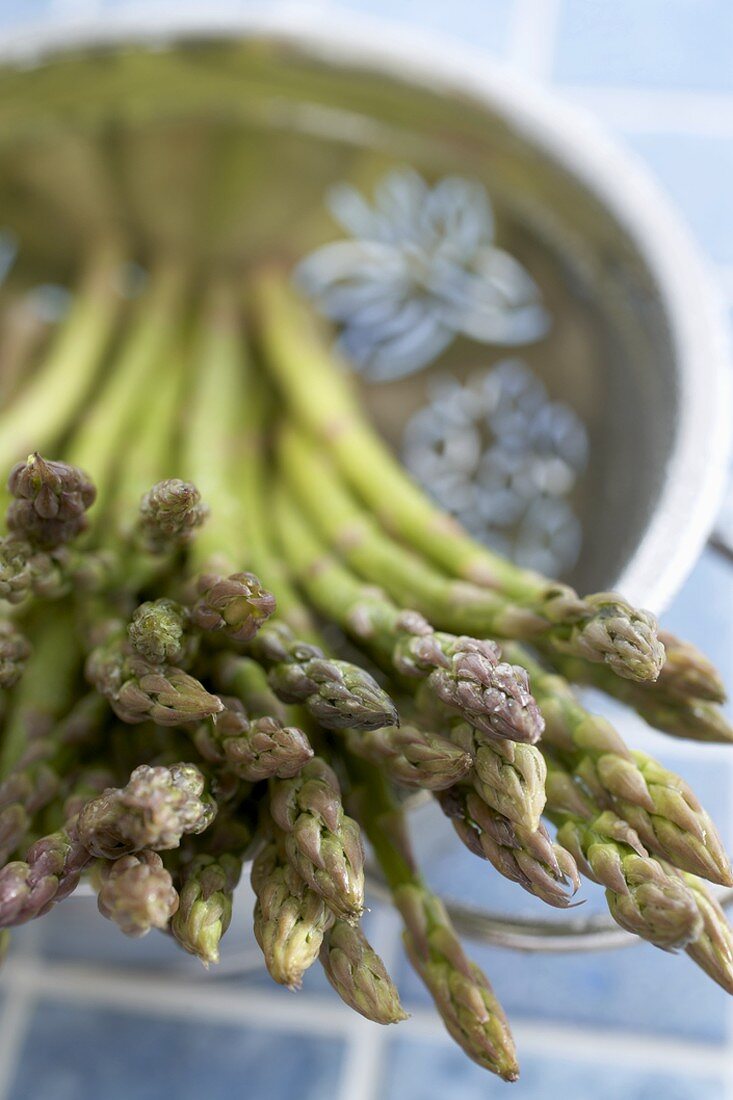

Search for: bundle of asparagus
xmin=0 ymin=251 xmax=731 ymax=1085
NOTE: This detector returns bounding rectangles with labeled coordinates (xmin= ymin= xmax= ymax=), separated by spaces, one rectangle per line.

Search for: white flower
xmin=296 ymin=169 xmax=550 ymax=381
xmin=402 ymin=360 xmax=587 ymax=576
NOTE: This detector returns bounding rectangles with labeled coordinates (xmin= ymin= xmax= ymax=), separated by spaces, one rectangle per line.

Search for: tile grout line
xmin=549 ymin=85 xmax=733 ymax=136
xmin=335 ymin=908 xmax=402 ymax=1100
xmin=508 ymin=0 xmax=562 ymax=81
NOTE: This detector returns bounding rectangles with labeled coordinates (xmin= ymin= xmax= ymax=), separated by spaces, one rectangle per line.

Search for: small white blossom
xmin=296 ymin=169 xmax=549 ymax=381
xmin=402 ymin=360 xmax=587 ymax=576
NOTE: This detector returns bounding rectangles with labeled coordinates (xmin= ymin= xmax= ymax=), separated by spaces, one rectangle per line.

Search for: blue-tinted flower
xmin=296 ymin=169 xmax=550 ymax=381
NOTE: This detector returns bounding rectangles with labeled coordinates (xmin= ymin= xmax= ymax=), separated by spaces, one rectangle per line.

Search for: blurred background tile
xmin=382 ymin=1036 xmax=726 ymax=1100
xmin=7 ymin=1000 xmax=347 ymax=1100
xmin=553 ymin=0 xmax=733 ymax=92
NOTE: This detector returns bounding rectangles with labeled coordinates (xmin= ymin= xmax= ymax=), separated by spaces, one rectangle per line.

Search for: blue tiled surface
xmin=8 ymin=1000 xmax=346 ymax=1100
xmin=554 ymin=1 xmax=733 ymax=92
xmin=383 ymin=1037 xmax=726 ymax=1100
xmin=622 ymin=133 xmax=733 ymax=265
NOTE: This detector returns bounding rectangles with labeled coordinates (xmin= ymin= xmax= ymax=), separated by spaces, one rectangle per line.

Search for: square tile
xmin=9 ymin=1000 xmax=347 ymax=1100
xmin=554 ymin=1 xmax=733 ymax=93
xmin=619 ymin=133 xmax=733 ymax=265
xmin=383 ymin=1036 xmax=725 ymax=1100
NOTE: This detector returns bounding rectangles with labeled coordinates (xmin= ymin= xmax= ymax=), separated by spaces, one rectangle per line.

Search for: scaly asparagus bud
xmin=450 ymin=719 xmax=546 ymax=831
xmin=427 ymin=637 xmax=544 ymax=744
xmin=252 ymin=836 xmax=334 ymax=988
xmin=77 ymin=763 xmax=216 ymax=858
xmin=86 ymin=639 xmax=222 ymax=727
xmin=0 ymin=620 xmax=31 ymax=688
xmin=320 ymin=920 xmax=407 ymax=1023
xmin=551 ymin=593 xmax=664 ymax=683
xmin=137 ymin=479 xmax=208 ymax=554
xmin=269 ymin=758 xmax=365 ymax=921
xmin=438 ymin=785 xmax=580 ymax=909
xmin=258 ymin=623 xmax=398 ymax=732
xmin=128 ymin=599 xmax=194 ymax=666
xmin=171 ymin=852 xmax=242 ymax=965
xmin=96 ymin=850 xmax=179 ymax=937
xmin=545 ymin=757 xmax=704 ymax=949
xmin=507 ymin=645 xmax=733 ymax=886
xmin=0 ymin=827 xmax=91 ymax=927
xmin=6 ymin=453 xmax=96 ymax=549
xmin=194 ymin=697 xmax=313 ymax=781
xmin=344 ymin=723 xmax=472 ymax=791
xmin=190 ymin=571 xmax=276 ymax=643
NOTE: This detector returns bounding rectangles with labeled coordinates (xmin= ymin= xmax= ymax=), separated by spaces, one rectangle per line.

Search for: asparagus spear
xmin=351 ymin=761 xmax=518 ymax=1080
xmin=277 ymin=420 xmax=663 ymax=684
xmin=505 ymin=645 xmax=733 ymax=887
xmin=437 ymin=784 xmax=580 ymax=909
xmin=269 ymin=757 xmax=365 ymax=922
xmin=171 ymin=852 xmax=242 ymax=965
xmin=252 ymin=832 xmax=335 ymax=988
xmin=544 ymin=754 xmax=702 ymax=949
xmin=0 ymin=766 xmax=114 ymax=928
xmin=320 ymin=919 xmax=407 ymax=1023
xmin=547 ymin=651 xmax=733 ymax=745
xmin=675 ymin=870 xmax=733 ymax=993
xmin=86 ymin=621 xmax=222 ymax=727
xmin=77 ymin=762 xmax=216 ymax=859
xmin=0 ymin=238 xmax=124 ymax=476
xmin=182 ymin=290 xmax=397 ymax=734
xmin=192 ymin=694 xmax=313 ymax=782
xmin=0 ymin=606 xmax=81 ymax=777
xmin=255 ymin=272 xmax=663 ymax=683
xmin=343 ymin=722 xmax=472 ymax=791
xmin=270 ymin=480 xmax=542 ymax=743
xmin=66 ymin=258 xmax=186 ymax=507
xmin=6 ymin=453 xmax=97 ymax=550
xmin=127 ymin=599 xmax=196 ymax=667
xmin=95 ymin=849 xmax=179 ymax=938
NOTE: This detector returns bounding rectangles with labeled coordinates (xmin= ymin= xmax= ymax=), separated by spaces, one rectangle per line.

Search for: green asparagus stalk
xmin=269 ymin=757 xmax=365 ymax=922
xmin=351 ymin=760 xmax=519 ymax=1080
xmin=95 ymin=849 xmax=180 ymax=937
xmin=437 ymin=784 xmax=580 ymax=909
xmin=0 ymin=238 xmax=124 ymax=477
xmin=505 ymin=645 xmax=733 ymax=886
xmin=252 ymin=832 xmax=335 ymax=988
xmin=255 ymin=272 xmax=663 ymax=684
xmin=127 ymin=599 xmax=196 ymax=667
xmin=543 ymin=754 xmax=702 ymax=949
xmin=270 ymin=480 xmax=542 ymax=743
xmin=276 ymin=420 xmax=663 ymax=684
xmin=319 ymin=919 xmax=407 ymax=1023
xmin=187 ymin=294 xmax=396 ymax=734
xmin=66 ymin=258 xmax=186 ymax=508
xmin=0 ymin=606 xmax=81 ymax=777
xmin=547 ymin=651 xmax=733 ymax=745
